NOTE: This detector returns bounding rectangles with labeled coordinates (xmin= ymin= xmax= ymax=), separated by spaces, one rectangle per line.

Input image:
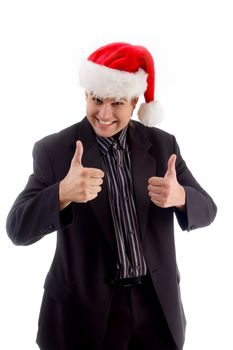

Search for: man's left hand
xmin=148 ymin=154 xmax=186 ymax=209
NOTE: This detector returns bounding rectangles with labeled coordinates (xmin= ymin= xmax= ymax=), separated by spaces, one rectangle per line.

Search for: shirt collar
xmin=96 ymin=126 xmax=128 ymax=155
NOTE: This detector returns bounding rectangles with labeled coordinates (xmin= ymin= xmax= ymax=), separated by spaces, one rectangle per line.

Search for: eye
xmin=112 ymin=101 xmax=124 ymax=106
xmin=92 ymin=97 xmax=103 ymax=105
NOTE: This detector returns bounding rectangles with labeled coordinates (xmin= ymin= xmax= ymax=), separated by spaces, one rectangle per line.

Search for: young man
xmin=6 ymin=42 xmax=217 ymax=350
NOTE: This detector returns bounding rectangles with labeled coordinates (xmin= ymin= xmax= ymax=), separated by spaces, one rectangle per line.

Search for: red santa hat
xmin=79 ymin=42 xmax=163 ymax=126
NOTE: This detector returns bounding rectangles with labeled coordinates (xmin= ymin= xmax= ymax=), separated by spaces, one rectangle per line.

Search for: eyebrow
xmin=92 ymin=95 xmax=127 ymax=103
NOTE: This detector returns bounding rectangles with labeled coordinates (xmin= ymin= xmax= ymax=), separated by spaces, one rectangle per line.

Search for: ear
xmin=131 ymin=97 xmax=139 ymax=109
xmin=85 ymin=91 xmax=88 ymax=100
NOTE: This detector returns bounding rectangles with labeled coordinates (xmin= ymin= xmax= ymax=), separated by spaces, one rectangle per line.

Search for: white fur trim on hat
xmin=79 ymin=60 xmax=148 ymax=99
xmin=137 ymin=100 xmax=164 ymax=126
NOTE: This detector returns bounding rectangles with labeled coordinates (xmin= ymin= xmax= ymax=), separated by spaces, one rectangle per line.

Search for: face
xmin=85 ymin=92 xmax=138 ymax=137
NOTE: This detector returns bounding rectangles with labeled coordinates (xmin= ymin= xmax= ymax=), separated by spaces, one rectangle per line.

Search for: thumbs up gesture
xmin=148 ymin=154 xmax=185 ymax=209
xmin=59 ymin=141 xmax=104 ymax=210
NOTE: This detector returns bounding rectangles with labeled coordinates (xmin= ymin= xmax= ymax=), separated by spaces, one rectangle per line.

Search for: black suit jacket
xmin=6 ymin=118 xmax=217 ymax=350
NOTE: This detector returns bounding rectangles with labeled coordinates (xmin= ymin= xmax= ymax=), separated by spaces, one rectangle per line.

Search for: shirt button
xmin=130 ymin=231 xmax=134 ymax=236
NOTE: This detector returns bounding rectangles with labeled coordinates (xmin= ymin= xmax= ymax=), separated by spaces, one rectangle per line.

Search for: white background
xmin=0 ymin=0 xmax=232 ymax=349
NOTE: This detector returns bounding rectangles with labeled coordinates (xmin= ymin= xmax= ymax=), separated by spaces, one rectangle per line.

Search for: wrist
xmin=59 ymin=179 xmax=71 ymax=210
xmin=175 ymin=185 xmax=186 ymax=211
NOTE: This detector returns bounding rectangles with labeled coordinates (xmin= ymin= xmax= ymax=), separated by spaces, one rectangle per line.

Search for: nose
xmin=98 ymin=103 xmax=114 ymax=120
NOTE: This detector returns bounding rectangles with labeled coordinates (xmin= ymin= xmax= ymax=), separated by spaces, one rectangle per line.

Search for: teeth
xmin=98 ymin=120 xmax=114 ymax=125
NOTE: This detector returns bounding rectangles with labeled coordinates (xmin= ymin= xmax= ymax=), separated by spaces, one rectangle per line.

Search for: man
xmin=6 ymin=42 xmax=217 ymax=350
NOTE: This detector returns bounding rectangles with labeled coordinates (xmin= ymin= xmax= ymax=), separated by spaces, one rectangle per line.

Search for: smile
xmin=96 ymin=118 xmax=117 ymax=125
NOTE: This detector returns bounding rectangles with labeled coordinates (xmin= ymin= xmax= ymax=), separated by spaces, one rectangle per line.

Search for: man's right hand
xmin=59 ymin=140 xmax=104 ymax=210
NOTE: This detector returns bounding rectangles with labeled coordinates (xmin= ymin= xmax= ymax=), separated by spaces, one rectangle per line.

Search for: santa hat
xmin=79 ymin=42 xmax=163 ymax=126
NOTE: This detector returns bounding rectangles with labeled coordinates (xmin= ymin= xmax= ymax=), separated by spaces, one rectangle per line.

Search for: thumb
xmin=165 ymin=154 xmax=177 ymax=177
xmin=71 ymin=140 xmax=83 ymax=167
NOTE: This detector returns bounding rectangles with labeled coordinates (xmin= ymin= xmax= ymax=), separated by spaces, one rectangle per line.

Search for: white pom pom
xmin=137 ymin=100 xmax=164 ymax=126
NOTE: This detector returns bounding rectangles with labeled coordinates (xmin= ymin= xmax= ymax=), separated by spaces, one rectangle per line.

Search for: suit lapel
xmin=129 ymin=123 xmax=157 ymax=240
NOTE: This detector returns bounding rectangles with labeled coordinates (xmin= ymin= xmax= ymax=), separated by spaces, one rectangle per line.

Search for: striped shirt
xmin=96 ymin=126 xmax=147 ymax=279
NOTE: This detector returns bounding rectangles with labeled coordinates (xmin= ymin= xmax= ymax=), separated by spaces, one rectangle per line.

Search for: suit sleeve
xmin=173 ymin=136 xmax=217 ymax=231
xmin=6 ymin=141 xmax=73 ymax=246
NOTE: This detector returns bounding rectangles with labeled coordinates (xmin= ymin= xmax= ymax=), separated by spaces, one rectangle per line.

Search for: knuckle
xmin=81 ymin=189 xmax=89 ymax=199
xmin=79 ymin=180 xmax=86 ymax=188
xmin=81 ymin=169 xmax=89 ymax=177
xmin=95 ymin=179 xmax=102 ymax=186
xmin=163 ymin=184 xmax=171 ymax=196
